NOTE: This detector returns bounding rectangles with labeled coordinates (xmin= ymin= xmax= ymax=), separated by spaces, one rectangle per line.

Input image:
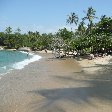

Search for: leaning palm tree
xmin=66 ymin=12 xmax=79 ymax=31
xmin=83 ymin=7 xmax=98 ymax=33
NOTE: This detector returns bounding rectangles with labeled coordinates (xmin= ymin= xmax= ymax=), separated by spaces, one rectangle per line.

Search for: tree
xmin=4 ymin=27 xmax=13 ymax=48
xmin=95 ymin=15 xmax=112 ymax=35
xmin=58 ymin=28 xmax=74 ymax=41
xmin=77 ymin=21 xmax=86 ymax=35
xmin=0 ymin=32 xmax=5 ymax=46
xmin=66 ymin=12 xmax=79 ymax=30
xmin=15 ymin=27 xmax=21 ymax=34
xmin=83 ymin=7 xmax=97 ymax=33
xmin=5 ymin=26 xmax=12 ymax=34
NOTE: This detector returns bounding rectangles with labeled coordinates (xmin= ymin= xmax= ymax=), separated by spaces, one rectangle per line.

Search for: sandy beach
xmin=0 ymin=53 xmax=112 ymax=112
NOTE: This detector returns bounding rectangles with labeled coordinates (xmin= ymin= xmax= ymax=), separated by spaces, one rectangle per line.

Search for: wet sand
xmin=0 ymin=53 xmax=112 ymax=112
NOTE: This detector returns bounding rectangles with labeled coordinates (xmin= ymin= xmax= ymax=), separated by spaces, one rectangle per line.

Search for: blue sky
xmin=0 ymin=0 xmax=112 ymax=33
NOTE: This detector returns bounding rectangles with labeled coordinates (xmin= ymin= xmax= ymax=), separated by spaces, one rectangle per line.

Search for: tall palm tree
xmin=66 ymin=12 xmax=79 ymax=30
xmin=83 ymin=7 xmax=97 ymax=33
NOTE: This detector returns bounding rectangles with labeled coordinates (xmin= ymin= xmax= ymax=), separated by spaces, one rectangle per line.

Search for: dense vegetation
xmin=0 ymin=7 xmax=112 ymax=56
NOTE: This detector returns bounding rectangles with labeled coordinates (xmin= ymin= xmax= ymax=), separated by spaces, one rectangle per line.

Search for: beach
xmin=0 ymin=53 xmax=112 ymax=112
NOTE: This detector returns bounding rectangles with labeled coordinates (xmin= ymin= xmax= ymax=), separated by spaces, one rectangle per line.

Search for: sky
xmin=0 ymin=0 xmax=112 ymax=34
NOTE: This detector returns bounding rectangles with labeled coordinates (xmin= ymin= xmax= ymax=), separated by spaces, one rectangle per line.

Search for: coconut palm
xmin=66 ymin=12 xmax=79 ymax=31
xmin=5 ymin=26 xmax=12 ymax=34
xmin=83 ymin=7 xmax=97 ymax=33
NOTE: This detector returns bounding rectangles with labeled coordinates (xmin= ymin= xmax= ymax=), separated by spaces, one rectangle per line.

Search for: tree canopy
xmin=0 ymin=7 xmax=112 ymax=56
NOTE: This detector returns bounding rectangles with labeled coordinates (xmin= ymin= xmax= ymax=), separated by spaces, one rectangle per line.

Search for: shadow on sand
xmin=27 ymin=60 xmax=112 ymax=112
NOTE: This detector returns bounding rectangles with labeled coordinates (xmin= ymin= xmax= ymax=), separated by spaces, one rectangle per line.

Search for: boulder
xmin=18 ymin=47 xmax=31 ymax=52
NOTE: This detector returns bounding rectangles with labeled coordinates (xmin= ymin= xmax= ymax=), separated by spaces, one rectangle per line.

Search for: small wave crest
xmin=12 ymin=54 xmax=42 ymax=70
xmin=19 ymin=51 xmax=33 ymax=55
xmin=1 ymin=66 xmax=6 ymax=69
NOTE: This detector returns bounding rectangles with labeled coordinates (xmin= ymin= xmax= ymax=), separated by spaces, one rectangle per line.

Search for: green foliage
xmin=57 ymin=28 xmax=74 ymax=41
xmin=0 ymin=7 xmax=112 ymax=56
xmin=66 ymin=12 xmax=79 ymax=25
xmin=95 ymin=15 xmax=112 ymax=35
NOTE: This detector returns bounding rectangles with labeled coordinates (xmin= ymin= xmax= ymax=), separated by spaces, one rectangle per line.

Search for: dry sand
xmin=0 ymin=53 xmax=112 ymax=112
xmin=78 ymin=55 xmax=112 ymax=74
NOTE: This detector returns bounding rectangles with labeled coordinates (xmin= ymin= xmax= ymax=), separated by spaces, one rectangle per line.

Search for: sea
xmin=0 ymin=50 xmax=41 ymax=76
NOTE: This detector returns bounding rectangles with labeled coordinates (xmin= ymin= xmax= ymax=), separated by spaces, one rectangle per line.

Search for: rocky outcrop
xmin=0 ymin=46 xmax=4 ymax=50
xmin=18 ymin=47 xmax=31 ymax=52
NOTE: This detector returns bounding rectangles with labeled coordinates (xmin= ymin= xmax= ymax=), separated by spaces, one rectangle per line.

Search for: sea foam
xmin=12 ymin=52 xmax=42 ymax=70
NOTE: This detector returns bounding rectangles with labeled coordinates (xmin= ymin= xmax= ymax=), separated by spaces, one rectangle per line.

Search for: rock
xmin=18 ymin=47 xmax=31 ymax=52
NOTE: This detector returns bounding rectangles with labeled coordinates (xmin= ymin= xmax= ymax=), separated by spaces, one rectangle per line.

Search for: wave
xmin=0 ymin=65 xmax=13 ymax=76
xmin=0 ymin=51 xmax=42 ymax=77
xmin=1 ymin=66 xmax=6 ymax=69
xmin=19 ymin=51 xmax=33 ymax=55
xmin=12 ymin=53 xmax=42 ymax=70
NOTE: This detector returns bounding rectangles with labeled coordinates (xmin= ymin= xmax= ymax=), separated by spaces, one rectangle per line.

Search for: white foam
xmin=19 ymin=51 xmax=27 ymax=54
xmin=12 ymin=54 xmax=42 ymax=70
xmin=1 ymin=66 xmax=6 ymax=69
xmin=19 ymin=51 xmax=34 ymax=56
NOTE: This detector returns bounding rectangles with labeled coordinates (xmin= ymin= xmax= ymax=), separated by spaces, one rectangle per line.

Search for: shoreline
xmin=0 ymin=53 xmax=112 ymax=112
xmin=0 ymin=50 xmax=42 ymax=78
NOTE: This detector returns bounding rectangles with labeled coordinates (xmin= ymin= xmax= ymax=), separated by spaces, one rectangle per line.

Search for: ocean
xmin=0 ymin=50 xmax=41 ymax=76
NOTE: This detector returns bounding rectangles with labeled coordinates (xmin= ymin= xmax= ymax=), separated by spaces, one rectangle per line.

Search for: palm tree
xmin=5 ymin=26 xmax=12 ymax=34
xmin=77 ymin=21 xmax=86 ymax=35
xmin=66 ymin=12 xmax=79 ymax=31
xmin=83 ymin=7 xmax=97 ymax=33
xmin=15 ymin=27 xmax=21 ymax=34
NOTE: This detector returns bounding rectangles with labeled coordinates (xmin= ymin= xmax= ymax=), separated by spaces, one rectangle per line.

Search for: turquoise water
xmin=0 ymin=50 xmax=41 ymax=76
